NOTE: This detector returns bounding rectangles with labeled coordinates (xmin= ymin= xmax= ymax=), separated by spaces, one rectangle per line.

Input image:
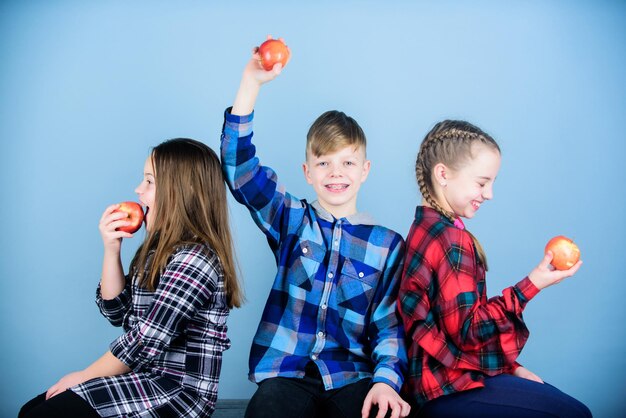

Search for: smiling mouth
xmin=471 ymin=201 xmax=481 ymax=210
xmin=325 ymin=184 xmax=349 ymax=192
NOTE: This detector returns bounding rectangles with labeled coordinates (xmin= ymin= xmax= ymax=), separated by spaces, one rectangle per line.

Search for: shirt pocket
xmin=336 ymin=258 xmax=380 ymax=316
xmin=287 ymin=240 xmax=326 ymax=291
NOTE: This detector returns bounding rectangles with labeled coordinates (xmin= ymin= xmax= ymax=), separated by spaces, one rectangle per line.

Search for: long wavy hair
xmin=415 ymin=120 xmax=500 ymax=270
xmin=130 ymin=138 xmax=243 ymax=308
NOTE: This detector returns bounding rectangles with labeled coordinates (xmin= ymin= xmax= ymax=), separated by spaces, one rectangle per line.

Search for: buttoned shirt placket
xmin=311 ymin=219 xmax=343 ymax=389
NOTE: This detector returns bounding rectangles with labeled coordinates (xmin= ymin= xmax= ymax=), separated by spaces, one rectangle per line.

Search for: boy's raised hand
xmin=361 ymin=382 xmax=411 ymax=418
xmin=528 ymin=251 xmax=583 ymax=290
xmin=232 ymin=36 xmax=287 ymax=116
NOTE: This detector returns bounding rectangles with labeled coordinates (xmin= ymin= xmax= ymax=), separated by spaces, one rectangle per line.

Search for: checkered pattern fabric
xmin=220 ymin=108 xmax=407 ymax=392
xmin=398 ymin=206 xmax=540 ymax=405
xmin=71 ymin=243 xmax=230 ymax=417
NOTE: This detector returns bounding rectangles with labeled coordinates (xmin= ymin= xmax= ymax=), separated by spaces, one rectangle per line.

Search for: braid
xmin=415 ymin=120 xmax=500 ymax=270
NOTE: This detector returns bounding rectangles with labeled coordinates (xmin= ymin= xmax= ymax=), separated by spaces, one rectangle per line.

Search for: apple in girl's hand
xmin=545 ymin=235 xmax=580 ymax=270
xmin=258 ymin=38 xmax=290 ymax=71
xmin=114 ymin=201 xmax=144 ymax=234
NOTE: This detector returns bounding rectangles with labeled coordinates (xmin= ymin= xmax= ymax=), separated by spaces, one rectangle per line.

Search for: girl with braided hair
xmin=398 ymin=121 xmax=592 ymax=417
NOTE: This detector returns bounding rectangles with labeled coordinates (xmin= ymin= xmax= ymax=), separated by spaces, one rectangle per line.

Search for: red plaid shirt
xmin=398 ymin=206 xmax=540 ymax=405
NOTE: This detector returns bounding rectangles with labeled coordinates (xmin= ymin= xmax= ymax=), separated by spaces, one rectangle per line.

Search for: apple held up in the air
xmin=258 ymin=38 xmax=290 ymax=71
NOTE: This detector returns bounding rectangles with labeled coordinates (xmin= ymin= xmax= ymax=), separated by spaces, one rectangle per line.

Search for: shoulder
xmin=166 ymin=243 xmax=223 ymax=285
xmin=406 ymin=213 xmax=472 ymax=268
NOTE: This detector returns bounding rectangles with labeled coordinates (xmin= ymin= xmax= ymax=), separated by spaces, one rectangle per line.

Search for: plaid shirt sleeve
xmin=96 ymin=277 xmax=132 ymax=327
xmin=368 ymin=237 xmax=408 ymax=391
xmin=110 ymin=245 xmax=217 ymax=370
xmin=220 ymin=108 xmax=304 ymax=252
xmin=401 ymin=225 xmax=539 ymax=374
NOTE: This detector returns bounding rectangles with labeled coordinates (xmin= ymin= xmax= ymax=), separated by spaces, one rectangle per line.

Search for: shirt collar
xmin=311 ymin=200 xmax=376 ymax=226
xmin=415 ymin=205 xmax=465 ymax=230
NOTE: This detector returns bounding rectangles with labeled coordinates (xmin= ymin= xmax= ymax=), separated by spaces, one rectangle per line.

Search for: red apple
xmin=545 ymin=235 xmax=580 ymax=270
xmin=114 ymin=201 xmax=144 ymax=234
xmin=258 ymin=38 xmax=290 ymax=71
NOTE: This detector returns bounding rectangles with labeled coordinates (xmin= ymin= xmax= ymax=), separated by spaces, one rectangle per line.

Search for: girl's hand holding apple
xmin=99 ymin=203 xmax=142 ymax=251
xmin=528 ymin=249 xmax=583 ymax=290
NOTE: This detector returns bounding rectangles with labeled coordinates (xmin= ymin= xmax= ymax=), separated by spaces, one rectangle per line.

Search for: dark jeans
xmin=19 ymin=391 xmax=99 ymax=418
xmin=245 ymin=362 xmax=390 ymax=418
xmin=412 ymin=374 xmax=592 ymax=418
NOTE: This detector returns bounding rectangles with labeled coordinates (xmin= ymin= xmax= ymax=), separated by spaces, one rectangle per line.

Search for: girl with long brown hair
xmin=20 ymin=138 xmax=242 ymax=418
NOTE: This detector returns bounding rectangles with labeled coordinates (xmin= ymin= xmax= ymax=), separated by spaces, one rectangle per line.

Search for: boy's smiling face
xmin=302 ymin=145 xmax=371 ymax=219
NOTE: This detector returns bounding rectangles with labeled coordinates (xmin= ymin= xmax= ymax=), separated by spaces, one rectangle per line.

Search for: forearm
xmin=83 ymin=351 xmax=130 ymax=380
xmin=100 ymin=249 xmax=126 ymax=299
xmin=232 ymin=75 xmax=261 ymax=116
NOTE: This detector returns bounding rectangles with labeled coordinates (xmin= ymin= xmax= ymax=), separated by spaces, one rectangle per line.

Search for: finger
xmin=361 ymin=395 xmax=372 ymax=418
xmin=554 ymin=260 xmax=583 ymax=281
xmin=100 ymin=204 xmax=121 ymax=222
xmin=108 ymin=219 xmax=132 ymax=231
xmin=376 ymin=402 xmax=389 ymax=418
xmin=389 ymin=401 xmax=402 ymax=418
xmin=566 ymin=260 xmax=583 ymax=275
xmin=401 ymin=401 xmax=411 ymax=417
xmin=266 ymin=34 xmax=273 ymax=40
xmin=540 ymin=251 xmax=553 ymax=269
xmin=45 ymin=387 xmax=56 ymax=400
xmin=272 ymin=62 xmax=283 ymax=75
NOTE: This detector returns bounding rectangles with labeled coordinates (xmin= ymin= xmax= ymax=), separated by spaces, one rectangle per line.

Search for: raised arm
xmin=232 ymin=38 xmax=285 ymax=116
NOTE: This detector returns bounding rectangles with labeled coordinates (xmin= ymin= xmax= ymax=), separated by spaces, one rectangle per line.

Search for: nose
xmin=330 ymin=164 xmax=343 ymax=177
xmin=135 ymin=182 xmax=143 ymax=196
xmin=483 ymin=184 xmax=494 ymax=200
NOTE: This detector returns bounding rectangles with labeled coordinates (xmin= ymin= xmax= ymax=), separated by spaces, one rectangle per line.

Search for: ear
xmin=302 ymin=162 xmax=313 ymax=185
xmin=433 ymin=162 xmax=449 ymax=187
xmin=360 ymin=159 xmax=371 ymax=183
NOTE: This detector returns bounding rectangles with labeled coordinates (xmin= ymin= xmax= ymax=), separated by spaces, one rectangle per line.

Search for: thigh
xmin=245 ymin=377 xmax=321 ymax=418
xmin=417 ymin=374 xmax=592 ymax=418
xmin=19 ymin=390 xmax=99 ymax=418
xmin=324 ymin=378 xmax=387 ymax=418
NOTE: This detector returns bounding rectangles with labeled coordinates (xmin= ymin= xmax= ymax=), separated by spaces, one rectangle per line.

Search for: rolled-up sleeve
xmin=96 ymin=278 xmax=132 ymax=327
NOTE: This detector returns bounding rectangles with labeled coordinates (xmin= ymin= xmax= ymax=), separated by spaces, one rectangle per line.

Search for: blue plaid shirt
xmin=220 ymin=109 xmax=407 ymax=392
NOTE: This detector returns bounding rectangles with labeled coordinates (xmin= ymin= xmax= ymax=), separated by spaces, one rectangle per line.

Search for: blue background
xmin=1 ymin=1 xmax=625 ymax=416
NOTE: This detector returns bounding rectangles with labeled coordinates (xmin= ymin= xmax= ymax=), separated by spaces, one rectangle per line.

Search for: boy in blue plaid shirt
xmin=220 ymin=40 xmax=410 ymax=418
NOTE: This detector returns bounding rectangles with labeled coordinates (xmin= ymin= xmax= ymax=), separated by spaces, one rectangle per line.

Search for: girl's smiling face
xmin=436 ymin=144 xmax=501 ymax=219
xmin=135 ymin=155 xmax=156 ymax=230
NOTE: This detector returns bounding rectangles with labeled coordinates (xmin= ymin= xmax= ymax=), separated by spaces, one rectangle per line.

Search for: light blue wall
xmin=1 ymin=1 xmax=624 ymax=416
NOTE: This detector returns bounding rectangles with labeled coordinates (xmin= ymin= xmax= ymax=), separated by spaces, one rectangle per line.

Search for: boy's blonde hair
xmin=306 ymin=110 xmax=366 ymax=159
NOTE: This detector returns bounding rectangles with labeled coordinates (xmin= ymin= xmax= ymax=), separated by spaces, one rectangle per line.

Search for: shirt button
xmin=302 ymin=247 xmax=308 ymax=254
xmin=321 ymin=304 xmax=327 ymax=310
xmin=328 ymin=273 xmax=334 ymax=279
xmin=311 ymin=354 xmax=317 ymax=360
xmin=358 ymin=272 xmax=364 ymax=278
xmin=317 ymin=331 xmax=325 ymax=338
